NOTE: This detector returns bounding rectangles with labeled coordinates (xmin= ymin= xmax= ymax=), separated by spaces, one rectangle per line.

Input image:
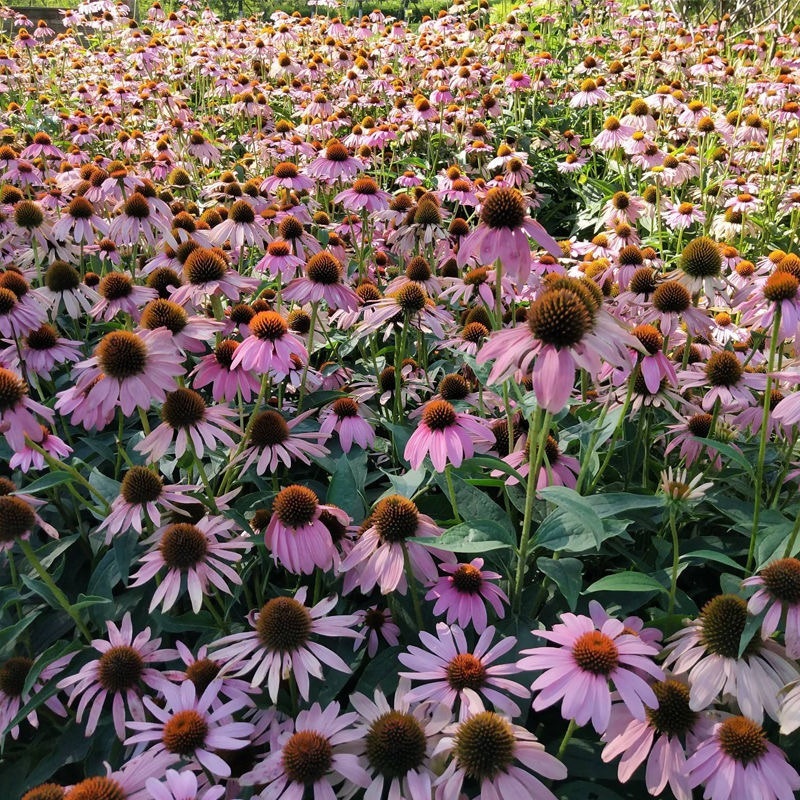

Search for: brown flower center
xmin=479 ymin=187 xmax=526 ymax=230
xmin=422 ymin=399 xmax=458 ymax=431
xmin=140 ymin=299 xmax=188 ymax=333
xmin=372 ymin=495 xmax=419 ymax=543
xmin=282 ymin=730 xmax=333 ymax=784
xmin=273 ymin=485 xmax=318 ymax=528
xmin=572 ymin=631 xmax=619 ymax=675
xmin=256 ymin=596 xmax=313 ymax=651
xmin=98 ymin=645 xmax=144 ymax=692
xmin=717 ymin=716 xmax=768 ymax=765
xmin=0 ymin=656 xmax=33 ymax=697
xmin=0 ymin=496 xmax=35 ymax=542
xmin=96 ymin=331 xmax=148 ymax=379
xmin=452 ymin=564 xmax=483 ymax=593
xmin=249 ymin=410 xmax=290 ymax=447
xmin=760 ymin=557 xmax=800 ymax=604
xmin=160 ymin=523 xmax=208 ymax=569
xmin=454 ymin=711 xmax=515 ymax=781
xmin=120 ymin=466 xmax=163 ymax=504
xmin=365 ymin=711 xmax=427 ymax=779
xmin=251 ymin=311 xmax=288 ymax=340
xmin=162 ymin=709 xmax=209 ymax=755
xmin=447 ymin=652 xmax=487 ymax=690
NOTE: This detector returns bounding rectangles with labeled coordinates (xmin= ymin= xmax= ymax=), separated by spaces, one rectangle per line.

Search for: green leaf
xmin=739 ymin=607 xmax=766 ymax=658
xmin=433 ymin=472 xmax=513 ymax=533
xmin=537 ymin=557 xmax=583 ymax=610
xmin=0 ymin=615 xmax=39 ymax=658
xmin=72 ymin=594 xmax=112 ymax=610
xmin=18 ymin=471 xmax=73 ymax=494
xmin=327 ymin=452 xmax=368 ymax=521
xmin=680 ymin=549 xmax=745 ymax=572
xmin=380 ymin=467 xmax=427 ymax=500
xmin=417 ymin=519 xmax=515 ymax=553
xmin=466 ymin=455 xmax=526 ymax=486
xmin=692 ymin=437 xmax=751 ymax=471
xmin=585 ymin=572 xmax=668 ymax=595
xmin=587 ymin=492 xmax=665 ymax=518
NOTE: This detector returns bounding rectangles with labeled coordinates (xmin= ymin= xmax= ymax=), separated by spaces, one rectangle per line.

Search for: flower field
xmin=2 ymin=0 xmax=800 ymax=797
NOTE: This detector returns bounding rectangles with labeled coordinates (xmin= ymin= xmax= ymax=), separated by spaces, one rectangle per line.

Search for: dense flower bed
xmin=1 ymin=1 xmax=800 ymax=798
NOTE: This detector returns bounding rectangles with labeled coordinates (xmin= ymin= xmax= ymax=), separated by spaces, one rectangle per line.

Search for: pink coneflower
xmin=62 ymin=328 xmax=183 ymax=420
xmin=517 ymin=609 xmax=664 ymax=734
xmin=334 ymin=175 xmax=391 ymax=212
xmin=743 ymin=557 xmax=800 ymax=658
xmin=57 ymin=612 xmax=177 ymax=739
xmin=740 ymin=270 xmax=800 ymax=342
xmin=239 ymin=701 xmax=370 ymax=799
xmin=39 ymin=259 xmax=99 ymax=318
xmin=284 ymin=250 xmax=360 ymax=311
xmin=139 ymin=298 xmax=222 ymax=354
xmin=229 ymin=311 xmax=308 ymax=377
xmin=307 ymin=139 xmax=363 ymax=184
xmin=570 ymin=78 xmax=611 ymax=107
xmin=663 ymin=593 xmax=800 ymax=724
xmin=351 ymin=678 xmax=452 ymax=800
xmin=592 ymin=116 xmax=635 ymax=151
xmin=91 ymin=272 xmax=158 ymax=322
xmin=679 ymin=351 xmax=766 ymax=412
xmin=145 ymin=769 xmax=225 ymax=800
xmin=477 ymin=279 xmax=636 ymax=413
xmin=499 ymin=433 xmax=580 ymax=489
xmin=264 ymin=484 xmax=347 ymax=575
xmin=254 ymin=238 xmax=305 ymax=280
xmin=0 ymin=651 xmax=73 ymax=740
xmin=601 ymin=678 xmax=716 ymax=800
xmin=664 ymin=412 xmax=727 ymax=469
xmin=432 ymin=710 xmax=567 ymax=800
xmin=9 ymin=425 xmax=71 ymax=472
xmin=207 ymin=199 xmax=270 ymax=250
xmin=125 ymin=680 xmax=254 ymax=777
xmin=341 ymin=494 xmax=446 ymax=595
xmin=318 ymin=396 xmax=376 ymax=453
xmin=18 ymin=324 xmax=81 ymax=379
xmin=260 ymin=160 xmax=315 ymax=195
xmin=662 ymin=200 xmax=706 ymax=230
xmin=129 ymin=515 xmax=251 ymax=613
xmin=235 ymin=408 xmax=329 ymax=474
xmin=0 ymin=282 xmax=46 ymax=339
xmin=0 ymin=367 xmax=53 ymax=451
xmin=209 ymin=589 xmax=361 ymax=701
xmin=51 ymin=195 xmax=108 ymax=244
xmin=99 ymin=466 xmax=196 ymax=542
xmin=190 ymin=339 xmax=261 ymax=403
xmin=686 ymin=716 xmax=800 ymax=800
xmin=425 ymin=558 xmax=508 ymax=631
xmin=355 ymin=606 xmax=401 ymax=657
xmin=456 ymin=187 xmax=561 ymax=283
xmin=399 ymin=623 xmax=529 ymax=720
xmin=161 ymin=641 xmax=255 ymax=710
xmin=108 ymin=191 xmax=176 ymax=248
xmin=171 ymin=247 xmax=258 ymax=307
xmin=404 ymin=400 xmax=492 ymax=471
xmin=134 ymin=388 xmax=239 ymax=463
xmin=64 ymin=752 xmax=174 ymax=800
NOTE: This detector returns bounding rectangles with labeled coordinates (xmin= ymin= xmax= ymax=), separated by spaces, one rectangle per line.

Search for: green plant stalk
xmin=18 ymin=538 xmax=92 ymax=642
xmin=512 ymin=407 xmax=552 ymax=614
xmin=445 ymin=465 xmax=462 ymax=524
xmin=747 ymin=308 xmax=781 ymax=574
xmin=667 ymin=506 xmax=681 ymax=615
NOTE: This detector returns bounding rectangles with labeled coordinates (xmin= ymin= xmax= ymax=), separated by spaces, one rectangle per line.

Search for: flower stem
xmin=783 ymin=511 xmax=800 ymax=559
xmin=667 ymin=506 xmax=681 ymax=615
xmin=401 ymin=541 xmax=424 ymax=630
xmin=557 ymin=719 xmax=578 ymax=759
xmin=512 ymin=408 xmax=552 ymax=614
xmin=18 ymin=538 xmax=92 ymax=642
xmin=445 ymin=465 xmax=462 ymax=524
xmin=747 ymin=308 xmax=781 ymax=574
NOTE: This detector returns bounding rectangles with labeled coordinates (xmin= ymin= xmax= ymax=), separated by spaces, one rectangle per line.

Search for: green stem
xmin=557 ymin=719 xmax=578 ymax=759
xmin=402 ymin=541 xmax=424 ymax=630
xmin=667 ymin=507 xmax=680 ymax=615
xmin=445 ymin=465 xmax=462 ymax=524
xmin=747 ymin=308 xmax=781 ymax=574
xmin=512 ymin=408 xmax=552 ymax=614
xmin=18 ymin=538 xmax=92 ymax=642
xmin=783 ymin=510 xmax=800 ymax=559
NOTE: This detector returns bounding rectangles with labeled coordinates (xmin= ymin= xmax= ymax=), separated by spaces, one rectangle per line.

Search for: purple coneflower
xmin=432 ymin=710 xmax=567 ymax=800
xmin=686 ymin=716 xmax=800 ymax=800
xmin=129 ymin=515 xmax=250 ymax=613
xmin=307 ymin=139 xmax=363 ymax=184
xmin=190 ymin=339 xmax=261 ymax=403
xmin=743 ymin=557 xmax=800 ymax=658
xmin=355 ymin=606 xmax=401 ymax=657
xmin=0 ymin=366 xmax=53 ymax=451
xmin=125 ymin=680 xmax=254 ymax=777
xmin=239 ymin=701 xmax=370 ymax=799
xmin=284 ymin=250 xmax=360 ymax=311
xmin=57 ymin=612 xmax=177 ymax=739
xmin=399 ymin=623 xmax=529 ymax=720
xmin=425 ymin=558 xmax=508 ymax=631
xmin=230 ymin=310 xmax=308 ymax=377
xmin=517 ymin=609 xmax=663 ymax=734
xmin=318 ymin=396 xmax=376 ymax=453
xmin=209 ymin=588 xmax=361 ymax=700
xmin=145 ymin=770 xmax=225 ymax=800
xmin=264 ymin=484 xmax=347 ymax=575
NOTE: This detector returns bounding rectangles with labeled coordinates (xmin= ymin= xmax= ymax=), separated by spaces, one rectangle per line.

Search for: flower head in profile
xmin=518 ymin=607 xmax=664 ymax=734
xmin=686 ymin=715 xmax=800 ymax=800
xmin=209 ymin=588 xmax=361 ymax=701
xmin=743 ymin=557 xmax=800 ymax=658
xmin=663 ymin=593 xmax=800 ymax=724
xmin=432 ymin=710 xmax=567 ymax=800
xmin=0 ymin=366 xmax=54 ymax=451
xmin=284 ymin=250 xmax=360 ymax=311
xmin=264 ymin=484 xmax=348 ymax=575
xmin=229 ymin=310 xmax=308 ymax=377
xmin=341 ymin=494 xmax=446 ymax=595
xmin=456 ymin=186 xmax=561 ymax=284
